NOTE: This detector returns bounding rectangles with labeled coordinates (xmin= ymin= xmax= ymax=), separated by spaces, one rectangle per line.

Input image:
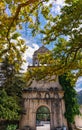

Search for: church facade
xmin=19 ymin=46 xmax=68 ymax=130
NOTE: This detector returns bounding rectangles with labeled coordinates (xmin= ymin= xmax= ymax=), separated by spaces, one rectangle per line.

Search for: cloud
xmin=55 ymin=0 xmax=65 ymax=5
xmin=75 ymin=77 xmax=82 ymax=92
xmin=21 ymin=39 xmax=39 ymax=71
xmin=51 ymin=0 xmax=65 ymax=14
xmin=76 ymin=77 xmax=82 ymax=84
xmin=44 ymin=0 xmax=64 ymax=13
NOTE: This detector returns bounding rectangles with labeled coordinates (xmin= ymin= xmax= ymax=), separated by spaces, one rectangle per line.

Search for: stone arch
xmin=35 ymin=104 xmax=51 ymax=113
xmin=36 ymin=105 xmax=51 ymax=130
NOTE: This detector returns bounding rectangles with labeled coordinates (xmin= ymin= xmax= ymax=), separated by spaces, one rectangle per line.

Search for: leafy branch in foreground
xmin=0 ymin=89 xmax=20 ymax=120
xmin=0 ymin=0 xmax=49 ymax=42
xmin=39 ymin=0 xmax=82 ymax=77
xmin=0 ymin=0 xmax=52 ymax=69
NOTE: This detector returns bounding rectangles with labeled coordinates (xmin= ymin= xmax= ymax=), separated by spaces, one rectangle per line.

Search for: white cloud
xmin=44 ymin=0 xmax=64 ymax=8
xmin=55 ymin=0 xmax=65 ymax=5
xmin=76 ymin=77 xmax=82 ymax=86
xmin=21 ymin=39 xmax=39 ymax=72
xmin=50 ymin=0 xmax=65 ymax=15
xmin=44 ymin=0 xmax=64 ymax=5
xmin=52 ymin=5 xmax=61 ymax=14
xmin=75 ymin=77 xmax=82 ymax=92
xmin=26 ymin=44 xmax=39 ymax=58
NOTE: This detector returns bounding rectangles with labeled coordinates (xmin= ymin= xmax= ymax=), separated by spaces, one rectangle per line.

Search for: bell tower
xmin=33 ymin=45 xmax=49 ymax=66
xmin=19 ymin=46 xmax=68 ymax=130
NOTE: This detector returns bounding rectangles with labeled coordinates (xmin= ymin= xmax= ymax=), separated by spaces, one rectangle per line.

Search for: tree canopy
xmin=0 ymin=0 xmax=52 ymax=123
xmin=1 ymin=0 xmax=82 ymax=76
xmin=23 ymin=0 xmax=82 ymax=82
xmin=40 ymin=0 xmax=82 ymax=77
xmin=0 ymin=0 xmax=51 ymax=72
xmin=0 ymin=89 xmax=20 ymax=120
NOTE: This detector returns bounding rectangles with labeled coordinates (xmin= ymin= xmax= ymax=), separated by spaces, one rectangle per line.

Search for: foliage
xmin=0 ymin=89 xmax=20 ymax=120
xmin=1 ymin=0 xmax=82 ymax=76
xmin=0 ymin=0 xmax=55 ymax=73
xmin=0 ymin=57 xmax=25 ymax=96
xmin=6 ymin=74 xmax=25 ymax=97
xmin=0 ymin=0 xmax=38 ymax=71
xmin=0 ymin=0 xmax=53 ymax=124
xmin=40 ymin=0 xmax=82 ymax=77
xmin=24 ymin=0 xmax=82 ymax=85
xmin=0 ymin=59 xmax=25 ymax=121
xmin=36 ymin=106 xmax=50 ymax=121
xmin=6 ymin=124 xmax=17 ymax=130
xmin=59 ymin=74 xmax=80 ymax=123
xmin=0 ymin=53 xmax=25 ymax=121
xmin=25 ymin=42 xmax=78 ymax=85
xmin=0 ymin=32 xmax=27 ymax=72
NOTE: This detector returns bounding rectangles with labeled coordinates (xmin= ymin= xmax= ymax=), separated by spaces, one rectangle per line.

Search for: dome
xmin=33 ymin=46 xmax=50 ymax=66
xmin=33 ymin=46 xmax=49 ymax=56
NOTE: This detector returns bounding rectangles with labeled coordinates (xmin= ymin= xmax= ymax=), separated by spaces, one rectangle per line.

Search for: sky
xmin=75 ymin=77 xmax=82 ymax=92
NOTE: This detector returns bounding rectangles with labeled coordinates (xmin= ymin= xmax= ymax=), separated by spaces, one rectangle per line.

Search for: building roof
xmin=25 ymin=75 xmax=62 ymax=91
xmin=33 ymin=46 xmax=49 ymax=56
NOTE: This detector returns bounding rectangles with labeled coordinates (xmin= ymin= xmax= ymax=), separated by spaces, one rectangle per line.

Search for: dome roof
xmin=33 ymin=46 xmax=49 ymax=56
xmin=32 ymin=46 xmax=50 ymax=66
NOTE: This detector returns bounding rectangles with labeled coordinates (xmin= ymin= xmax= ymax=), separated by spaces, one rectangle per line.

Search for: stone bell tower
xmin=33 ymin=46 xmax=49 ymax=66
xmin=19 ymin=46 xmax=68 ymax=130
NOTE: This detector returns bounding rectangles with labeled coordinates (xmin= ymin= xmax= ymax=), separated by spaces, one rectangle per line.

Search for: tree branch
xmin=6 ymin=0 xmax=43 ymax=38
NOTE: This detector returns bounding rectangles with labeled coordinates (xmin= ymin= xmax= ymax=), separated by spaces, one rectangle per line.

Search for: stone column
xmin=19 ymin=98 xmax=29 ymax=129
xmin=61 ymin=99 xmax=68 ymax=127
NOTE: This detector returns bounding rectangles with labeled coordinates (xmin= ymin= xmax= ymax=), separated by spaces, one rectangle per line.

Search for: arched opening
xmin=36 ymin=106 xmax=50 ymax=130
